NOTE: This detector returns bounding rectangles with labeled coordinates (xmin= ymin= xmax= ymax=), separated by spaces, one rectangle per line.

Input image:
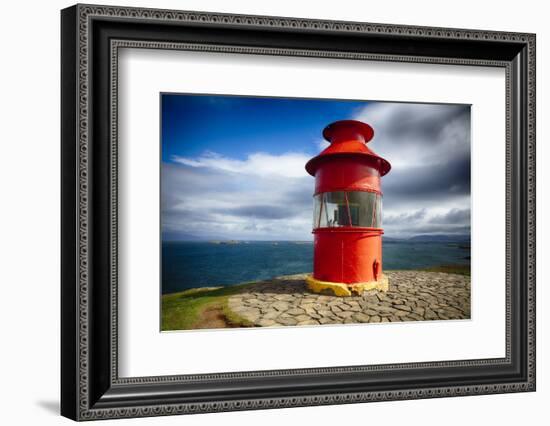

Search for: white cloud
xmin=317 ymin=139 xmax=330 ymax=151
xmin=172 ymin=150 xmax=311 ymax=179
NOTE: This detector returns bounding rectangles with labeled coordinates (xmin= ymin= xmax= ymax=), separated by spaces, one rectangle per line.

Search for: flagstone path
xmin=227 ymin=271 xmax=470 ymax=327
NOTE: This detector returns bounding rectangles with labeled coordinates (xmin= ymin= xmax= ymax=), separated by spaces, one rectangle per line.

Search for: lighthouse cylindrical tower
xmin=305 ymin=120 xmax=391 ymax=297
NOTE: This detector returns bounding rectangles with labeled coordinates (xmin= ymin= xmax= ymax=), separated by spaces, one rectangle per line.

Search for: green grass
xmin=419 ymin=264 xmax=471 ymax=276
xmin=161 ymin=282 xmax=256 ymax=331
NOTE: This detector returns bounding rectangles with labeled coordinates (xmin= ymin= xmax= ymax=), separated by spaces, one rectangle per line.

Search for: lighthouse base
xmin=306 ymin=274 xmax=389 ymax=297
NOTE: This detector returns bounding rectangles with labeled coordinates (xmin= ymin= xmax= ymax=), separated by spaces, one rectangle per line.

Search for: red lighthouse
xmin=305 ymin=120 xmax=391 ymax=296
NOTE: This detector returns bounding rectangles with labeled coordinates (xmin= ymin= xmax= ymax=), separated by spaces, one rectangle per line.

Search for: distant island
xmin=209 ymin=240 xmax=241 ymax=245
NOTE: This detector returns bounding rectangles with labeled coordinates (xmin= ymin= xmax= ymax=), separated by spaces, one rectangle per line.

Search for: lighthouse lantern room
xmin=305 ymin=120 xmax=391 ymax=297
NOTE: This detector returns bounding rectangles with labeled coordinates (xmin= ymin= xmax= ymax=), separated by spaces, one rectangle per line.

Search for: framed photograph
xmin=61 ymin=4 xmax=536 ymax=421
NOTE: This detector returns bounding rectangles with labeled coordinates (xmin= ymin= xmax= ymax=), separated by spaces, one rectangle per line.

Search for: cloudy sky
xmin=161 ymin=94 xmax=470 ymax=241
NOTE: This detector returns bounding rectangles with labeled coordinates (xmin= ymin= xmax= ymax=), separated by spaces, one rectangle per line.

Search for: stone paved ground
xmin=227 ymin=271 xmax=470 ymax=327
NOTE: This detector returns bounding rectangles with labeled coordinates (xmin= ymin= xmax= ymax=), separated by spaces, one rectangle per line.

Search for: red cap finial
xmin=305 ymin=119 xmax=391 ymax=177
xmin=322 ymin=120 xmax=374 ymax=144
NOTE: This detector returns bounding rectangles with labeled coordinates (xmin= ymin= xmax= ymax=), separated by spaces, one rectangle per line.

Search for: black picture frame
xmin=61 ymin=4 xmax=536 ymax=421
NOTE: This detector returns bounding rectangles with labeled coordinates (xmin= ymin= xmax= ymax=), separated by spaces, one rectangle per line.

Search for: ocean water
xmin=162 ymin=240 xmax=470 ymax=294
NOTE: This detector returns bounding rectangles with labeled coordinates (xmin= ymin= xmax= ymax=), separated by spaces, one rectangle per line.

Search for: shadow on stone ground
xmin=227 ymin=271 xmax=470 ymax=327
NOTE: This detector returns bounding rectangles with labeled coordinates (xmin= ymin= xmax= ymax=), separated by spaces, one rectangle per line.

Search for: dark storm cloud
xmin=384 ymin=208 xmax=427 ymax=225
xmin=163 ymin=208 xmax=216 ymax=223
xmin=219 ymin=205 xmax=301 ymax=220
xmin=285 ymin=184 xmax=315 ymax=207
xmin=402 ymin=224 xmax=471 ymax=235
xmin=360 ymin=102 xmax=471 ymax=172
xmin=382 ymin=154 xmax=471 ymax=209
xmin=431 ymin=208 xmax=471 ymax=225
xmin=383 ymin=104 xmax=470 ymax=142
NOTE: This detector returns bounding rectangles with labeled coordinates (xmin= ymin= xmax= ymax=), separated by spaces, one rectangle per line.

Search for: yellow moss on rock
xmin=305 ymin=274 xmax=389 ymax=297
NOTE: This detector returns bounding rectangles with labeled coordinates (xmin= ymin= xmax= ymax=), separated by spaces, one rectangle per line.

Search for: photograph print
xmin=161 ymin=94 xmax=471 ymax=331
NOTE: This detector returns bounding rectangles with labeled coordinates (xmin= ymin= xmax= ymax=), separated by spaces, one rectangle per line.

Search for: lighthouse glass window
xmin=313 ymin=192 xmax=382 ymax=228
xmin=161 ymin=94 xmax=471 ymax=331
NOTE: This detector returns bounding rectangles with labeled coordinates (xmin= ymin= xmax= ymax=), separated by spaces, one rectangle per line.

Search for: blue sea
xmin=162 ymin=240 xmax=470 ymax=294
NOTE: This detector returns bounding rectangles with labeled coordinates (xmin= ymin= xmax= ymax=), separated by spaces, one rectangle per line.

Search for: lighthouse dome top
xmin=322 ymin=119 xmax=374 ymax=143
xmin=305 ymin=120 xmax=391 ymax=177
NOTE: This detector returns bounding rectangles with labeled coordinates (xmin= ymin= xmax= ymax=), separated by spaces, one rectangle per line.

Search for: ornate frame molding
xmin=61 ymin=4 xmax=536 ymax=421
